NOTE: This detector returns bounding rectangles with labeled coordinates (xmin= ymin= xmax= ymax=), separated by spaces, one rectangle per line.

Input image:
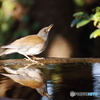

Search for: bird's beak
xmin=47 ymin=24 xmax=54 ymax=31
xmin=45 ymin=93 xmax=52 ymax=99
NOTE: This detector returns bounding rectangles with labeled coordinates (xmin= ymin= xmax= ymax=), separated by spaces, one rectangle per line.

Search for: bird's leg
xmin=18 ymin=52 xmax=44 ymax=68
xmin=23 ymin=55 xmax=44 ymax=68
xmin=23 ymin=55 xmax=38 ymax=69
xmin=23 ymin=64 xmax=33 ymax=69
xmin=32 ymin=56 xmax=45 ymax=60
xmin=23 ymin=54 xmax=38 ymax=63
xmin=22 ymin=54 xmax=45 ymax=69
xmin=17 ymin=51 xmax=35 ymax=63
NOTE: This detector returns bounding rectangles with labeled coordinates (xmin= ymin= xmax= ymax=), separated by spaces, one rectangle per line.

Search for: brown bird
xmin=0 ymin=24 xmax=53 ymax=62
xmin=1 ymin=66 xmax=51 ymax=99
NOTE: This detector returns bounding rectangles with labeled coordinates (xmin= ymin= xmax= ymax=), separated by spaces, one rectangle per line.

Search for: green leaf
xmin=90 ymin=29 xmax=100 ymax=39
xmin=73 ymin=12 xmax=89 ymax=18
xmin=76 ymin=19 xmax=91 ymax=28
xmin=93 ymin=19 xmax=99 ymax=26
xmin=73 ymin=0 xmax=84 ymax=7
xmin=92 ymin=12 xmax=100 ymax=26
xmin=93 ymin=7 xmax=100 ymax=13
xmin=1 ymin=22 xmax=9 ymax=32
xmin=73 ymin=12 xmax=84 ymax=17
xmin=71 ymin=19 xmax=81 ymax=27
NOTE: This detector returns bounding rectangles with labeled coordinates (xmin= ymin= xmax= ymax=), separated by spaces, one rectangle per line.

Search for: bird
xmin=0 ymin=24 xmax=53 ymax=62
xmin=1 ymin=66 xmax=51 ymax=99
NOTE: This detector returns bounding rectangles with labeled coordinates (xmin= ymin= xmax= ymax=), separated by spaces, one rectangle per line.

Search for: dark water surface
xmin=0 ymin=63 xmax=100 ymax=100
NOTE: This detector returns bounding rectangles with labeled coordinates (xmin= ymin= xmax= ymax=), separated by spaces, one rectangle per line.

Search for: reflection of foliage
xmin=46 ymin=64 xmax=63 ymax=83
xmin=71 ymin=7 xmax=100 ymax=39
xmin=52 ymin=74 xmax=62 ymax=83
xmin=0 ymin=0 xmax=40 ymax=58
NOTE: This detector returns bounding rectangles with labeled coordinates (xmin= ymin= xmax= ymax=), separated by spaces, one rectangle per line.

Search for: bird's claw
xmin=24 ymin=58 xmax=44 ymax=69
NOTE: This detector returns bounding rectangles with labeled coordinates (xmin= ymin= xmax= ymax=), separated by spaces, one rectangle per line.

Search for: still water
xmin=0 ymin=63 xmax=100 ymax=100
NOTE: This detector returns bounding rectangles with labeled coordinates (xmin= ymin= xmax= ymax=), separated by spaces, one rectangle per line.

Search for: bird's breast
xmin=18 ymin=42 xmax=47 ymax=56
xmin=29 ymin=43 xmax=44 ymax=55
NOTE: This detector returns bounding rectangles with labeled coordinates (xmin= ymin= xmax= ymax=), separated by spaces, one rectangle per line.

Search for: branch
xmin=0 ymin=57 xmax=100 ymax=67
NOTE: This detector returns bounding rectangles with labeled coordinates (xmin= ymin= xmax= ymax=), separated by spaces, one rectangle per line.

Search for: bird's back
xmin=1 ymin=35 xmax=45 ymax=49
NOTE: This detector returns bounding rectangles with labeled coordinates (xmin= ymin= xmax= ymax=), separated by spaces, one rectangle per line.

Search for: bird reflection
xmin=1 ymin=66 xmax=51 ymax=99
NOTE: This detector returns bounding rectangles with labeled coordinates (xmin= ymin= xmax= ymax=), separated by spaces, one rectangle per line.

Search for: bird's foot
xmin=24 ymin=57 xmax=38 ymax=62
xmin=23 ymin=63 xmax=33 ymax=69
xmin=32 ymin=57 xmax=45 ymax=66
xmin=24 ymin=57 xmax=44 ymax=69
xmin=32 ymin=56 xmax=45 ymax=60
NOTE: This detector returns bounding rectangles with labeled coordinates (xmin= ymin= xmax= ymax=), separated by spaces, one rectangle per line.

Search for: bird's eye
xmin=44 ymin=29 xmax=48 ymax=33
xmin=43 ymin=92 xmax=45 ymax=95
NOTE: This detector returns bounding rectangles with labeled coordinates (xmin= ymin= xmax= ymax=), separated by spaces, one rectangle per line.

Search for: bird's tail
xmin=1 ymin=73 xmax=22 ymax=84
xmin=1 ymin=66 xmax=17 ymax=74
xmin=0 ymin=49 xmax=16 ymax=56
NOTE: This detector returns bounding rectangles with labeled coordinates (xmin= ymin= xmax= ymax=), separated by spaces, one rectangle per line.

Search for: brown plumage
xmin=0 ymin=24 xmax=53 ymax=62
xmin=1 ymin=35 xmax=45 ymax=48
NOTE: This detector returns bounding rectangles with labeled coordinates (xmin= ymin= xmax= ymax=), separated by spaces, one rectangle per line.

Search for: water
xmin=0 ymin=63 xmax=100 ymax=100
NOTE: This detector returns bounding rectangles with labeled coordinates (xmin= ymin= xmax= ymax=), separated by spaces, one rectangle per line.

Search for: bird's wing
xmin=24 ymin=68 xmax=45 ymax=83
xmin=17 ymin=68 xmax=44 ymax=83
xmin=1 ymin=73 xmax=24 ymax=85
xmin=1 ymin=35 xmax=44 ymax=49
xmin=1 ymin=73 xmax=43 ymax=88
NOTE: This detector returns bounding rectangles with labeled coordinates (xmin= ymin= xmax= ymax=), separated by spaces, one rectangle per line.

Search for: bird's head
xmin=37 ymin=24 xmax=53 ymax=40
xmin=36 ymin=84 xmax=51 ymax=99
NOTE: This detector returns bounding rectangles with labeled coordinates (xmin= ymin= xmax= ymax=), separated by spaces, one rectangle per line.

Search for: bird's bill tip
xmin=47 ymin=24 xmax=54 ymax=31
xmin=49 ymin=24 xmax=54 ymax=27
xmin=45 ymin=93 xmax=51 ymax=99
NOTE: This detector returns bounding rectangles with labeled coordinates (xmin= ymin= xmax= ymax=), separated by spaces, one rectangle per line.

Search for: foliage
xmin=0 ymin=0 xmax=40 ymax=58
xmin=73 ymin=0 xmax=84 ymax=7
xmin=71 ymin=7 xmax=100 ymax=39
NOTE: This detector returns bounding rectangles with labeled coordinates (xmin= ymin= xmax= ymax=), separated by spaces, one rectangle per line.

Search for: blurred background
xmin=0 ymin=0 xmax=100 ymax=59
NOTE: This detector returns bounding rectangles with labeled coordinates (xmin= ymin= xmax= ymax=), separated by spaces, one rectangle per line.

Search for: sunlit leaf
xmin=76 ymin=19 xmax=91 ymax=28
xmin=2 ymin=0 xmax=16 ymax=11
xmin=92 ymin=12 xmax=100 ymax=20
xmin=93 ymin=7 xmax=100 ymax=13
xmin=71 ymin=19 xmax=81 ymax=27
xmin=93 ymin=19 xmax=99 ymax=26
xmin=1 ymin=23 xmax=9 ymax=32
xmin=2 ymin=0 xmax=16 ymax=19
xmin=90 ymin=29 xmax=100 ymax=39
xmin=92 ymin=12 xmax=100 ymax=27
xmin=73 ymin=12 xmax=84 ymax=16
xmin=73 ymin=0 xmax=84 ymax=7
xmin=73 ymin=12 xmax=89 ymax=18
